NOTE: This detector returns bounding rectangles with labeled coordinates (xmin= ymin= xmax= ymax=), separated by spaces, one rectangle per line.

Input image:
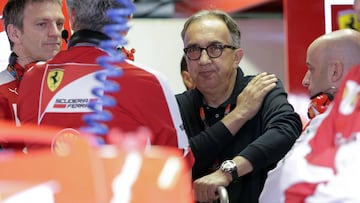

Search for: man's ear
xmin=233 ymin=48 xmax=244 ymax=68
xmin=181 ymin=71 xmax=195 ymax=90
xmin=7 ymin=24 xmax=21 ymax=44
xmin=330 ymin=60 xmax=344 ymax=83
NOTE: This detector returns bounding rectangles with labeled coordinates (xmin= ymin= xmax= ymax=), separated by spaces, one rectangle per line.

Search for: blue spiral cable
xmin=81 ymin=0 xmax=135 ymax=143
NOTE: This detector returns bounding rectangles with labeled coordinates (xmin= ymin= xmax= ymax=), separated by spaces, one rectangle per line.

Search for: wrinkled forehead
xmin=184 ymin=17 xmax=231 ymax=44
xmin=24 ymin=1 xmax=64 ymax=18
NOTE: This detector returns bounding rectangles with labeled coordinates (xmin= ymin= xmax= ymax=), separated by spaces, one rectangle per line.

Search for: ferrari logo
xmin=47 ymin=68 xmax=64 ymax=92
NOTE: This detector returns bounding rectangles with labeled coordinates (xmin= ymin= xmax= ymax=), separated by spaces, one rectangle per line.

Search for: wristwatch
xmin=220 ymin=160 xmax=238 ymax=182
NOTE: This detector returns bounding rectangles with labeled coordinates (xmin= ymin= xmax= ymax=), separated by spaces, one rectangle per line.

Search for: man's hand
xmin=193 ymin=169 xmax=231 ymax=202
xmin=235 ymin=72 xmax=277 ymax=119
xmin=223 ymin=72 xmax=277 ymax=135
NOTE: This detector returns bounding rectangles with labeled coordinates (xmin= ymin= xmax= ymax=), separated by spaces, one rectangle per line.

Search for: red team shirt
xmin=259 ymin=65 xmax=360 ymax=203
xmin=0 ymin=62 xmax=34 ymax=125
xmin=17 ymin=45 xmax=190 ymax=155
xmin=0 ymin=71 xmax=19 ymax=123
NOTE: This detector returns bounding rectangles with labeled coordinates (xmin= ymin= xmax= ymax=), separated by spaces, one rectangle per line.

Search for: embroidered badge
xmin=47 ymin=68 xmax=64 ymax=92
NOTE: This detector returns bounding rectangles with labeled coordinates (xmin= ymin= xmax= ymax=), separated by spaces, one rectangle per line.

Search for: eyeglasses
xmin=183 ymin=44 xmax=237 ymax=60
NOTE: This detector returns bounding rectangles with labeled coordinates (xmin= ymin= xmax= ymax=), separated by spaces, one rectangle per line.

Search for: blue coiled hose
xmin=81 ymin=0 xmax=135 ymax=143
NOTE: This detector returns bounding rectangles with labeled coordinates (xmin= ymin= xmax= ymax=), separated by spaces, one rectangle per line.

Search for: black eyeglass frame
xmin=183 ymin=44 xmax=237 ymax=60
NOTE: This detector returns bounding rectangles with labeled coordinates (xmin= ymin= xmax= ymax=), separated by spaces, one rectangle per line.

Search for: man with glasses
xmin=176 ymin=10 xmax=302 ymax=203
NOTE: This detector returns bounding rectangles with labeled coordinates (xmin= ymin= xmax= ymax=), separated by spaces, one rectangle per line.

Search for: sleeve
xmin=0 ymin=94 xmax=12 ymax=120
xmin=176 ymin=92 xmax=234 ymax=177
xmin=190 ymin=123 xmax=233 ymax=175
xmin=156 ymin=75 xmax=190 ymax=155
xmin=305 ymin=148 xmax=360 ymax=203
xmin=126 ymin=64 xmax=191 ymax=157
xmin=17 ymin=66 xmax=43 ymax=125
xmin=239 ymin=80 xmax=303 ymax=170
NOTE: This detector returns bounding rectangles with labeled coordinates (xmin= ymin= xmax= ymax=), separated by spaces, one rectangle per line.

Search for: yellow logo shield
xmin=338 ymin=10 xmax=360 ymax=31
xmin=47 ymin=68 xmax=64 ymax=92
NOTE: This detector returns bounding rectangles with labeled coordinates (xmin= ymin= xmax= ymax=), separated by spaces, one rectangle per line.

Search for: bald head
xmin=303 ymin=29 xmax=360 ymax=97
xmin=311 ymin=29 xmax=360 ymax=71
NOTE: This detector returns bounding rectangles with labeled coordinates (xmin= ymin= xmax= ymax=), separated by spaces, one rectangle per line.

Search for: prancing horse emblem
xmin=47 ymin=68 xmax=64 ymax=92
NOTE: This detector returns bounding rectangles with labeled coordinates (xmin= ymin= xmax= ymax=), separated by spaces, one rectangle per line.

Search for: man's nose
xmin=302 ymin=71 xmax=310 ymax=87
xmin=199 ymin=49 xmax=211 ymax=64
xmin=49 ymin=22 xmax=62 ymax=37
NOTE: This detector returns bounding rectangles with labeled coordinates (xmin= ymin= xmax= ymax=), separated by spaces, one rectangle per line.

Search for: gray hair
xmin=67 ymin=0 xmax=126 ymax=32
xmin=181 ymin=10 xmax=241 ymax=47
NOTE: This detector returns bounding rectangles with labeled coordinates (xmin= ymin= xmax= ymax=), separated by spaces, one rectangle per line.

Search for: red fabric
xmin=17 ymin=46 xmax=190 ymax=155
xmin=0 ymin=1 xmax=5 ymax=33
xmin=0 ymin=62 xmax=36 ymax=123
xmin=285 ymin=65 xmax=360 ymax=201
xmin=0 ymin=79 xmax=19 ymax=123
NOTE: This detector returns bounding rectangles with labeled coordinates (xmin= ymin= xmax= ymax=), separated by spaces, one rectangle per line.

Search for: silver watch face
xmin=221 ymin=160 xmax=236 ymax=172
